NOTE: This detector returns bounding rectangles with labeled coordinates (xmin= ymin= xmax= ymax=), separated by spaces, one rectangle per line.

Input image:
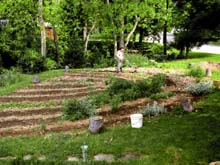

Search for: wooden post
xmin=206 ymin=68 xmax=212 ymax=77
xmin=39 ymin=0 xmax=46 ymax=57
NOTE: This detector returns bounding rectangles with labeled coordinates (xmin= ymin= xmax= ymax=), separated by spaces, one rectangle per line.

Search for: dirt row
xmin=0 ymin=70 xmax=195 ymax=137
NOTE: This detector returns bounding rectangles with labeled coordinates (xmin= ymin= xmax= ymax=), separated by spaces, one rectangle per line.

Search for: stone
xmin=181 ymin=97 xmax=193 ymax=112
xmin=65 ymin=65 xmax=69 ymax=73
xmin=188 ymin=63 xmax=194 ymax=69
xmin=0 ymin=156 xmax=16 ymax=160
xmin=38 ymin=155 xmax=46 ymax=160
xmin=23 ymin=154 xmax=32 ymax=160
xmin=32 ymin=75 xmax=40 ymax=84
xmin=209 ymin=161 xmax=220 ymax=165
xmin=120 ymin=152 xmax=141 ymax=161
xmin=94 ymin=154 xmax=114 ymax=162
xmin=67 ymin=156 xmax=79 ymax=162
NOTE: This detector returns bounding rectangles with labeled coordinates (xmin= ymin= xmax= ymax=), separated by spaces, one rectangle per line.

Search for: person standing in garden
xmin=115 ymin=47 xmax=125 ymax=73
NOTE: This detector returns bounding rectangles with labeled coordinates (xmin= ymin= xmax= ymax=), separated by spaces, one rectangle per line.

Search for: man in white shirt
xmin=115 ymin=47 xmax=125 ymax=72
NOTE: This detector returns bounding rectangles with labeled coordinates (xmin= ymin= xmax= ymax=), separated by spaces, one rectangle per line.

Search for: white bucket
xmin=130 ymin=114 xmax=143 ymax=128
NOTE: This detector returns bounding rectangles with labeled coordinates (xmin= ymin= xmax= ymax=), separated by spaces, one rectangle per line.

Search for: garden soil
xmin=0 ymin=70 xmax=197 ymax=137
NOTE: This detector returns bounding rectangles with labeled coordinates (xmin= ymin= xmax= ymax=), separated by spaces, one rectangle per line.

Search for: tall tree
xmin=0 ymin=0 xmax=39 ymax=68
xmin=173 ymin=0 xmax=220 ymax=56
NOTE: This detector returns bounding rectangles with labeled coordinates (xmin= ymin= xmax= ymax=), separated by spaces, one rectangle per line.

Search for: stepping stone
xmin=67 ymin=156 xmax=79 ymax=162
xmin=38 ymin=155 xmax=46 ymax=160
xmin=209 ymin=162 xmax=220 ymax=165
xmin=94 ymin=153 xmax=114 ymax=162
xmin=23 ymin=154 xmax=32 ymax=160
xmin=120 ymin=152 xmax=141 ymax=161
xmin=0 ymin=156 xmax=16 ymax=160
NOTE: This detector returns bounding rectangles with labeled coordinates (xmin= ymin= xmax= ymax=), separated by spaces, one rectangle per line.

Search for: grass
xmin=0 ymin=69 xmax=64 ymax=96
xmin=158 ymin=52 xmax=220 ymax=70
xmin=126 ymin=52 xmax=220 ymax=70
xmin=0 ymin=91 xmax=220 ymax=164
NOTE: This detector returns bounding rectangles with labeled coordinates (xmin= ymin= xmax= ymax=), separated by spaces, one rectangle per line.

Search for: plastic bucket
xmin=130 ymin=114 xmax=143 ymax=128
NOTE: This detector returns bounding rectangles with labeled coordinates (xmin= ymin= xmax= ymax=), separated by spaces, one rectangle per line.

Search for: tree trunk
xmin=125 ymin=17 xmax=138 ymax=48
xmin=53 ymin=26 xmax=60 ymax=65
xmin=163 ymin=0 xmax=169 ymax=56
xmin=114 ymin=34 xmax=118 ymax=57
xmin=139 ymin=28 xmax=144 ymax=43
xmin=84 ymin=20 xmax=96 ymax=56
xmin=163 ymin=21 xmax=167 ymax=56
xmin=206 ymin=68 xmax=212 ymax=77
xmin=119 ymin=19 xmax=124 ymax=48
xmin=39 ymin=0 xmax=46 ymax=57
xmin=186 ymin=46 xmax=189 ymax=57
xmin=83 ymin=23 xmax=87 ymax=42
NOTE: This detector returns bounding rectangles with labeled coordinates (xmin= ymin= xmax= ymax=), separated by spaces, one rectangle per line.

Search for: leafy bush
xmin=142 ymin=101 xmax=167 ymax=117
xmin=90 ymin=91 xmax=111 ymax=107
xmin=62 ymin=99 xmax=97 ymax=121
xmin=45 ymin=58 xmax=58 ymax=70
xmin=147 ymin=73 xmax=166 ymax=94
xmin=167 ymin=48 xmax=179 ymax=60
xmin=107 ymin=78 xmax=134 ymax=97
xmin=64 ymin=40 xmax=85 ymax=68
xmin=187 ymin=67 xmax=204 ymax=78
xmin=150 ymin=92 xmax=174 ymax=100
xmin=18 ymin=49 xmax=46 ymax=74
xmin=186 ymin=81 xmax=213 ymax=96
xmin=0 ymin=69 xmax=23 ymax=87
xmin=110 ymin=94 xmax=122 ymax=111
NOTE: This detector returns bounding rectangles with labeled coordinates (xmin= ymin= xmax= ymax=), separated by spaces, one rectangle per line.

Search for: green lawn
xmin=126 ymin=52 xmax=220 ymax=70
xmin=0 ymin=91 xmax=220 ymax=164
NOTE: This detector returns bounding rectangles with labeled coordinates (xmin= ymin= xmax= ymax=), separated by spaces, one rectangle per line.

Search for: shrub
xmin=187 ymin=67 xmax=204 ymax=78
xmin=90 ymin=91 xmax=111 ymax=107
xmin=141 ymin=101 xmax=167 ymax=117
xmin=147 ymin=73 xmax=166 ymax=94
xmin=167 ymin=48 xmax=179 ymax=60
xmin=186 ymin=81 xmax=213 ymax=96
xmin=0 ymin=69 xmax=23 ymax=87
xmin=150 ymin=92 xmax=174 ymax=100
xmin=45 ymin=58 xmax=58 ymax=70
xmin=107 ymin=78 xmax=134 ymax=97
xmin=18 ymin=49 xmax=46 ymax=74
xmin=62 ymin=99 xmax=97 ymax=121
xmin=110 ymin=94 xmax=122 ymax=111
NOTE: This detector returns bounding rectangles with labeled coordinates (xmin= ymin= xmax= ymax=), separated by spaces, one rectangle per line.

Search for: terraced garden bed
xmin=0 ymin=70 xmax=198 ymax=137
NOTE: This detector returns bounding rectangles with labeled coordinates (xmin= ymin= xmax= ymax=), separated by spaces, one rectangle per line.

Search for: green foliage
xmin=64 ymin=39 xmax=85 ymax=68
xmin=173 ymin=0 xmax=220 ymax=52
xmin=62 ymin=98 xmax=97 ymax=121
xmin=167 ymin=47 xmax=179 ymax=60
xmin=0 ymin=0 xmax=39 ymax=69
xmin=105 ymin=74 xmax=166 ymax=110
xmin=45 ymin=58 xmax=59 ymax=70
xmin=186 ymin=81 xmax=213 ymax=96
xmin=110 ymin=94 xmax=122 ymax=111
xmin=144 ymin=44 xmax=165 ymax=61
xmin=141 ymin=101 xmax=167 ymax=117
xmin=18 ymin=49 xmax=46 ymax=74
xmin=90 ymin=91 xmax=111 ymax=107
xmin=187 ymin=67 xmax=204 ymax=78
xmin=150 ymin=92 xmax=174 ymax=100
xmin=0 ymin=69 xmax=23 ymax=87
